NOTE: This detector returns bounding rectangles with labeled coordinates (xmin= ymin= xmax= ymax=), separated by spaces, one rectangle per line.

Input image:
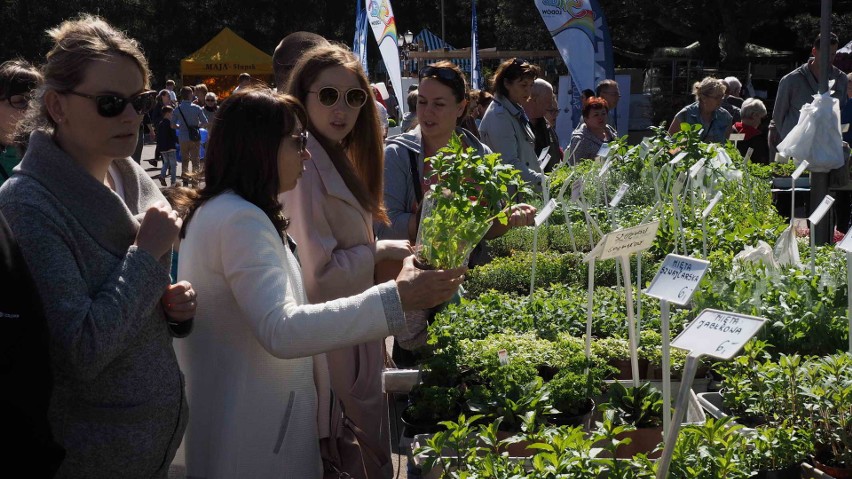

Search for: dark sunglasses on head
xmin=309 ymin=86 xmax=368 ymax=109
xmin=4 ymin=94 xmax=29 ymax=110
xmin=512 ymin=58 xmax=530 ymax=68
xmin=65 ymin=89 xmax=158 ymax=118
xmin=292 ymin=130 xmax=307 ymax=153
xmin=418 ymin=65 xmax=464 ymax=83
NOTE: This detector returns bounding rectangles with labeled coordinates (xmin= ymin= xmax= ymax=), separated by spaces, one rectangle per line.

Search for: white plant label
xmin=557 ymin=176 xmax=572 ymax=203
xmin=600 ymin=220 xmax=661 ymax=260
xmin=599 ymin=155 xmax=614 ymax=177
xmin=596 ymin=143 xmax=612 ymax=160
xmin=744 ymin=148 xmax=754 ymax=162
xmin=498 ymin=349 xmax=509 ymax=365
xmin=688 ymin=158 xmax=706 ymax=179
xmin=775 ymin=152 xmax=788 ymax=164
xmin=645 ymin=254 xmax=710 ymax=306
xmin=837 ymin=231 xmax=852 ymax=253
xmin=791 ymin=160 xmax=809 ymax=180
xmin=538 ymin=148 xmax=552 ymax=170
xmin=669 ymin=151 xmax=687 ymax=166
xmin=672 ymin=171 xmax=687 ymax=196
xmin=672 ymin=309 xmax=766 ymax=360
xmin=571 ymin=179 xmax=585 ymax=202
xmin=702 ymin=191 xmax=723 ymax=219
xmin=535 ymin=198 xmax=558 ymax=227
xmin=609 ymin=183 xmax=629 ymax=208
xmin=584 ymin=235 xmax=607 ymax=263
xmin=728 ymin=133 xmax=745 ymax=142
xmin=843 ymin=123 xmax=850 ymax=133
xmin=808 ymin=195 xmax=835 ymax=225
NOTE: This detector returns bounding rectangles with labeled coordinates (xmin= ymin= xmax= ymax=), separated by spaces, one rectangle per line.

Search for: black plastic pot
xmin=750 ymin=464 xmax=801 ymax=479
xmin=545 ymin=398 xmax=595 ymax=430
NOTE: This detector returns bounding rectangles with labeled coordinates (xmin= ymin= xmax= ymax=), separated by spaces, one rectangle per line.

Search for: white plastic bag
xmin=774 ymin=226 xmax=802 ymax=268
xmin=733 ymin=240 xmax=779 ymax=274
xmin=777 ymin=91 xmax=844 ymax=172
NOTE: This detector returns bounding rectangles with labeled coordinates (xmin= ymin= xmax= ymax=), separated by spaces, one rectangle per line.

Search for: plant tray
xmin=695 ymin=391 xmax=757 ymax=435
xmin=803 ymin=462 xmax=837 ymax=479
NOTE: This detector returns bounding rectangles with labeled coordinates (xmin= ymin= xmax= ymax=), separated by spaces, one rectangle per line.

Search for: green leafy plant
xmin=745 ymin=424 xmax=813 ymax=473
xmin=668 ymin=417 xmax=753 ymax=479
xmin=416 ymin=133 xmax=528 ymax=269
xmin=601 ymin=382 xmax=665 ymax=429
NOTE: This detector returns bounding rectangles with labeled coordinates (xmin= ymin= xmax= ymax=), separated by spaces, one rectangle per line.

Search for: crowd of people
xmin=2 ymin=13 xmax=852 ymax=479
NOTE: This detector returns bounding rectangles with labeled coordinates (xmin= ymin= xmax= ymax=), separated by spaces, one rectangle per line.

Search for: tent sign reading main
xmin=672 ymin=309 xmax=766 ymax=360
xmin=204 ymin=63 xmax=258 ymax=72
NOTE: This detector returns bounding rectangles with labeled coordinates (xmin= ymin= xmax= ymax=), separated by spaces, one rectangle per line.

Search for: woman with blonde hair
xmin=0 ymin=16 xmax=196 ymax=477
xmin=282 ymin=43 xmax=412 ymax=478
xmin=668 ymin=76 xmax=733 ymax=142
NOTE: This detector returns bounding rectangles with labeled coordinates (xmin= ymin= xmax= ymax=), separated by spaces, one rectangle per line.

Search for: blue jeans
xmin=160 ymin=150 xmax=177 ymax=184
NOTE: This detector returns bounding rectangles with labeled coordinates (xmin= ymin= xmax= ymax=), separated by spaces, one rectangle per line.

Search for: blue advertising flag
xmin=353 ymin=2 xmax=370 ymax=75
xmin=471 ymin=0 xmax=482 ymax=90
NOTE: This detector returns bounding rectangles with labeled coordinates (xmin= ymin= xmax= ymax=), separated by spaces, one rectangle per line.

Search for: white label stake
xmin=809 ymin=195 xmax=835 ymax=275
xmin=836 ymin=234 xmax=852 ymax=353
xmin=657 ymin=310 xmax=766 ymax=479
xmin=701 ymin=191 xmax=723 ymax=258
xmin=609 ymin=183 xmax=629 ymax=208
xmin=646 ymin=254 xmax=711 ymax=437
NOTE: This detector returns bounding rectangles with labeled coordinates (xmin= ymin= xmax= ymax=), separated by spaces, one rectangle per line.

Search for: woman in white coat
xmin=176 ymin=88 xmax=465 ymax=478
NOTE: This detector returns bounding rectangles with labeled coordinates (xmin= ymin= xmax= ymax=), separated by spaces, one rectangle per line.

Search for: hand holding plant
xmin=416 ymin=133 xmax=529 ymax=269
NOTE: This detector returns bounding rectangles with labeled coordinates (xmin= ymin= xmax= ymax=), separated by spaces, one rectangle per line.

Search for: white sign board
xmin=728 ymin=133 xmax=745 ymax=142
xmin=688 ymin=158 xmax=706 ymax=179
xmin=645 ymin=254 xmax=710 ymax=306
xmin=672 ymin=309 xmax=766 ymax=360
xmin=597 ymin=143 xmax=612 ymax=160
xmin=808 ymin=195 xmax=835 ymax=225
xmin=791 ymin=160 xmax=809 ymax=181
xmin=535 ymin=198 xmax=558 ymax=226
xmin=600 ymin=220 xmax=660 ymax=260
xmin=837 ymin=231 xmax=852 ymax=253
xmin=609 ymin=183 xmax=629 ymax=208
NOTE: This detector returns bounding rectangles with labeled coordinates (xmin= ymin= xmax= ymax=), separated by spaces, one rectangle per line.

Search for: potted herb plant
xmin=415 ymin=133 xmax=528 ymax=269
xmin=746 ymin=425 xmax=812 ymax=479
xmin=599 ymin=381 xmax=665 ymax=459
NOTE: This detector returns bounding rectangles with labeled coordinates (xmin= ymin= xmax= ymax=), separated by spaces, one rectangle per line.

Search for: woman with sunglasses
xmin=175 ymin=87 xmax=464 ymax=478
xmin=282 ymin=43 xmax=411 ymax=478
xmin=667 ymin=76 xmax=732 ymax=143
xmin=0 ymin=16 xmax=195 ymax=478
xmin=0 ymin=59 xmax=42 ymax=186
xmin=478 ymin=57 xmax=543 ymax=189
xmin=380 ymin=62 xmax=535 ymax=360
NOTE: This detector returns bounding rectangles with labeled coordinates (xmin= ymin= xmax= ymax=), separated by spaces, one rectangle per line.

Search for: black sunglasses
xmin=4 ymin=94 xmax=29 ymax=110
xmin=65 ymin=90 xmax=158 ymax=118
xmin=512 ymin=58 xmax=529 ymax=67
xmin=418 ymin=66 xmax=464 ymax=85
xmin=292 ymin=130 xmax=307 ymax=153
xmin=309 ymin=86 xmax=368 ymax=109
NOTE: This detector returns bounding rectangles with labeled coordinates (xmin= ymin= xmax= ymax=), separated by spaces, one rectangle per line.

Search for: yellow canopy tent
xmin=181 ymin=27 xmax=273 ymax=98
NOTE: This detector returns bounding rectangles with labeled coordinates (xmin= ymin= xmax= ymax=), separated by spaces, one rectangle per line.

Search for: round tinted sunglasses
xmin=65 ymin=90 xmax=158 ymax=118
xmin=3 ymin=94 xmax=29 ymax=110
xmin=309 ymin=86 xmax=368 ymax=109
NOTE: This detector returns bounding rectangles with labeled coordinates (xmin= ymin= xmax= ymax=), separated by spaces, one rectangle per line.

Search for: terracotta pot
xmin=495 ymin=430 xmax=537 ymax=457
xmin=813 ymin=456 xmax=852 ymax=478
xmin=613 ymin=427 xmax=663 ymax=459
xmin=610 ymin=358 xmax=650 ymax=380
xmin=546 ymin=398 xmax=596 ymax=431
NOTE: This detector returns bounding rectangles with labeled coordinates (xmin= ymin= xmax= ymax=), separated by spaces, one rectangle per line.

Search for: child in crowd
xmin=155 ymin=105 xmax=179 ymax=186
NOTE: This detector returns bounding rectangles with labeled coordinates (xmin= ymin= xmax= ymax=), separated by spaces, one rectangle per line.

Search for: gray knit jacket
xmin=0 ymin=131 xmax=188 ymax=478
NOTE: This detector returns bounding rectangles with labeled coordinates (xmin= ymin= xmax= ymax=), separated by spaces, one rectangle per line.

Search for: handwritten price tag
xmin=672 ymin=309 xmax=766 ymax=360
xmin=599 ymin=220 xmax=660 ymax=260
xmin=645 ymin=254 xmax=710 ymax=306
